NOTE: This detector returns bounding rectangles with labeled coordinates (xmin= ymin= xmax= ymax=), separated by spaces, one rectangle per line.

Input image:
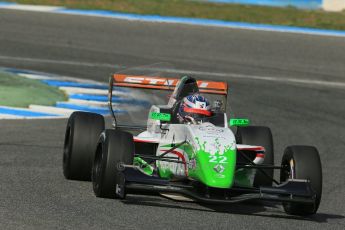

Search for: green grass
xmin=5 ymin=0 xmax=345 ymax=30
xmin=0 ymin=71 xmax=66 ymax=107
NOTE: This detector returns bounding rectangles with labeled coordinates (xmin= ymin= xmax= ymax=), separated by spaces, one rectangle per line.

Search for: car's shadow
xmin=122 ymin=195 xmax=344 ymax=223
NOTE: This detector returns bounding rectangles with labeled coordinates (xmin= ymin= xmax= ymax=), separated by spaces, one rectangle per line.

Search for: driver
xmin=177 ymin=94 xmax=212 ymax=124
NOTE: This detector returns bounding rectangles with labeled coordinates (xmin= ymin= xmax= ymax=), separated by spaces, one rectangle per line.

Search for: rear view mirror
xmin=229 ymin=118 xmax=250 ymax=127
xmin=150 ymin=112 xmax=171 ymax=122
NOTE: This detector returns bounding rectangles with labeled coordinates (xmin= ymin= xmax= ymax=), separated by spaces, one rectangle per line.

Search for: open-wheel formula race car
xmin=63 ymin=66 xmax=322 ymax=216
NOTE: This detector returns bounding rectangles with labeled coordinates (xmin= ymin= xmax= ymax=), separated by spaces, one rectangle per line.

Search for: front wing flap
xmin=117 ymin=165 xmax=316 ymax=204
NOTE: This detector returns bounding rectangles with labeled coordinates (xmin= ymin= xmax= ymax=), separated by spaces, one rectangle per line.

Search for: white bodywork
xmin=135 ymin=105 xmax=265 ymax=183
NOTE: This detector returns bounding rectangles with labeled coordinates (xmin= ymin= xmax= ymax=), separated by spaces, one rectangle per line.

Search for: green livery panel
xmin=188 ymin=148 xmax=236 ymax=188
xmin=158 ymin=142 xmax=237 ymax=189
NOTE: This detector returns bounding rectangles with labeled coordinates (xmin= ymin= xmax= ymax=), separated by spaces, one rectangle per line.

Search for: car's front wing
xmin=116 ymin=165 xmax=316 ymax=205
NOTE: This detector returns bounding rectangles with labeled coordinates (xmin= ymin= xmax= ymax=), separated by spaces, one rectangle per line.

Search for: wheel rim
xmin=288 ymin=159 xmax=295 ymax=180
xmin=282 ymin=158 xmax=295 ymax=181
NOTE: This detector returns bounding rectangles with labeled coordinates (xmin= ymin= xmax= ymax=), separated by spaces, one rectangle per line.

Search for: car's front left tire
xmin=63 ymin=111 xmax=105 ymax=181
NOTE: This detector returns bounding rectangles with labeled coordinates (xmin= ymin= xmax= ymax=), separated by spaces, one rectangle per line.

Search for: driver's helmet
xmin=177 ymin=94 xmax=212 ymax=124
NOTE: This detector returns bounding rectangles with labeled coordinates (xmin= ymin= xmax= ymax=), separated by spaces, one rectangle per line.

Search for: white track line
xmin=59 ymin=87 xmax=126 ymax=96
xmin=5 ymin=116 xmax=68 ymax=120
xmin=59 ymin=87 xmax=108 ymax=95
xmin=0 ymin=105 xmax=64 ymax=120
xmin=0 ymin=55 xmax=123 ymax=69
xmin=0 ymin=114 xmax=64 ymax=120
xmin=2 ymin=55 xmax=345 ymax=89
xmin=0 ymin=114 xmax=25 ymax=119
xmin=67 ymin=99 xmax=108 ymax=107
xmin=0 ymin=105 xmax=57 ymax=114
xmin=28 ymin=105 xmax=74 ymax=116
xmin=17 ymin=73 xmax=52 ymax=80
xmin=0 ymin=5 xmax=63 ymax=12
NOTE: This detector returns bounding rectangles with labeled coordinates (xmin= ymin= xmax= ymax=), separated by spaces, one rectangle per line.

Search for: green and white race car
xmin=63 ymin=68 xmax=322 ymax=216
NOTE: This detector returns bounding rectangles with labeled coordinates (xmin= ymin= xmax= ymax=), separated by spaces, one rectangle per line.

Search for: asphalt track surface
xmin=1 ymin=9 xmax=345 ymax=230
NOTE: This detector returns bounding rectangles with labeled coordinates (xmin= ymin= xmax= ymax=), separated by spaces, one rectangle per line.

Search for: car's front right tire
xmin=280 ymin=145 xmax=322 ymax=215
xmin=92 ymin=129 xmax=134 ymax=199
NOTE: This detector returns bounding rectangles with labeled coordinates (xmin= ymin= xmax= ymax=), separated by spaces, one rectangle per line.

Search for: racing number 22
xmin=209 ymin=155 xmax=227 ymax=163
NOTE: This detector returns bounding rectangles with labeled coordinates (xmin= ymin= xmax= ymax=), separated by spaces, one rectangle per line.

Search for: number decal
xmin=209 ymin=155 xmax=217 ymax=163
xmin=219 ymin=156 xmax=227 ymax=163
xmin=208 ymin=155 xmax=227 ymax=163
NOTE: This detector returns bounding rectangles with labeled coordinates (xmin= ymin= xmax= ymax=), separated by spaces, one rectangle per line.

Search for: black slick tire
xmin=63 ymin=111 xmax=105 ymax=181
xmin=92 ymin=129 xmax=134 ymax=199
xmin=280 ymin=145 xmax=322 ymax=216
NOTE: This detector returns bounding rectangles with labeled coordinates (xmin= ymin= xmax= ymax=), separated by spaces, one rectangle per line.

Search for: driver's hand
xmin=184 ymin=116 xmax=196 ymax=124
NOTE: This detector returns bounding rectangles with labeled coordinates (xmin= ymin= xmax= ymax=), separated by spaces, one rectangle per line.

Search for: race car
xmin=63 ymin=68 xmax=322 ymax=216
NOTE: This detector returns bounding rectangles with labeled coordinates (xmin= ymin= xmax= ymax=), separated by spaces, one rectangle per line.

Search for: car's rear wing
xmin=108 ymin=74 xmax=228 ymax=128
xmin=112 ymin=74 xmax=228 ymax=95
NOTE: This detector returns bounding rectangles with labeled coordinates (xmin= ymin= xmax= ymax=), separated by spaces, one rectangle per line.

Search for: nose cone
xmin=197 ymin=149 xmax=236 ymax=188
xmin=187 ymin=123 xmax=237 ymax=188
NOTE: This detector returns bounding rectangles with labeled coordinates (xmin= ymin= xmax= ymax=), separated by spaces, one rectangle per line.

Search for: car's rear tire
xmin=92 ymin=129 xmax=134 ymax=199
xmin=280 ymin=145 xmax=322 ymax=216
xmin=63 ymin=111 xmax=105 ymax=181
xmin=236 ymin=126 xmax=274 ymax=187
